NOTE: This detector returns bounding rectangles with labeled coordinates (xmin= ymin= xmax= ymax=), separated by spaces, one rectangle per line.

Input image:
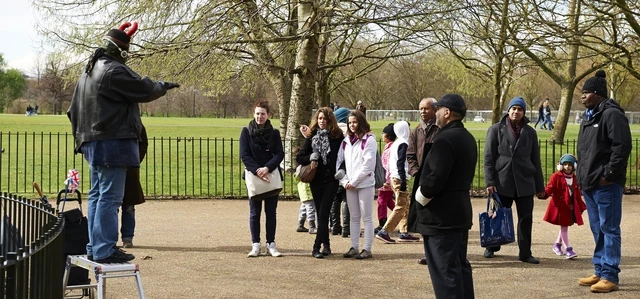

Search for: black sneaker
xmin=95 ymin=248 xmax=135 ymax=263
xmin=355 ymin=249 xmax=372 ymax=260
xmin=343 ymin=247 xmax=358 ymax=258
xmin=483 ymin=249 xmax=495 ymax=258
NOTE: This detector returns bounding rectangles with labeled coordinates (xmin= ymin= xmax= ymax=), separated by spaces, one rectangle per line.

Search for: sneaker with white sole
xmin=248 ymin=243 xmax=261 ymax=257
xmin=552 ymin=243 xmax=564 ymax=256
xmin=565 ymin=247 xmax=577 ymax=259
xmin=398 ymin=233 xmax=420 ymax=242
xmin=266 ymin=242 xmax=282 ymax=257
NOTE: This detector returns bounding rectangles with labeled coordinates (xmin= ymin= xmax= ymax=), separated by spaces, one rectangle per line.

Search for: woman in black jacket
xmin=240 ymin=100 xmax=285 ymax=258
xmin=533 ymin=101 xmax=546 ymax=129
xmin=297 ymin=107 xmax=344 ymax=258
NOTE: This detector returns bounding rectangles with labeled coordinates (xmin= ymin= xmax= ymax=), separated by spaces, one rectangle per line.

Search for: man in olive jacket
xmin=483 ymin=96 xmax=544 ymax=264
xmin=576 ymin=70 xmax=631 ymax=293
xmin=414 ymin=94 xmax=477 ymax=299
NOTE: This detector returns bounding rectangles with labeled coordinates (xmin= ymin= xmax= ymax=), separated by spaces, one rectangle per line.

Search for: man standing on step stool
xmin=68 ymin=21 xmax=180 ymax=263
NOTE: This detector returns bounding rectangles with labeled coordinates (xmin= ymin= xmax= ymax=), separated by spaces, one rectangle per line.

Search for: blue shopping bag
xmin=479 ymin=193 xmax=515 ymax=247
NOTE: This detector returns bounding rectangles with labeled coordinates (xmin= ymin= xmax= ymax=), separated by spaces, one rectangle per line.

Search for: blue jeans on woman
xmin=249 ymin=195 xmax=278 ymax=244
xmin=86 ymin=165 xmax=127 ymax=260
xmin=582 ymin=183 xmax=623 ymax=284
xmin=544 ymin=115 xmax=554 ymax=130
xmin=121 ymin=205 xmax=136 ymax=242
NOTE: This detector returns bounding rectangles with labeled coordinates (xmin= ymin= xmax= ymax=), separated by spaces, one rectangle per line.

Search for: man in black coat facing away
xmin=414 ymin=94 xmax=477 ymax=299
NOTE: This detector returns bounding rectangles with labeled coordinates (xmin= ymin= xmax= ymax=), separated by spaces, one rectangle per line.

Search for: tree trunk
xmin=491 ymin=0 xmax=510 ymax=124
xmin=282 ymin=1 xmax=320 ymax=172
xmin=551 ymin=0 xmax=580 ymax=143
xmin=552 ymin=83 xmax=576 ymax=143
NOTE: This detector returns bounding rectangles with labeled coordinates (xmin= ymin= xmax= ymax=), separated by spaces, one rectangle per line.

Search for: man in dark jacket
xmin=407 ymin=97 xmax=438 ymax=265
xmin=414 ymin=94 xmax=477 ymax=299
xmin=576 ymin=70 xmax=631 ymax=293
xmin=67 ymin=22 xmax=179 ymax=263
xmin=483 ymin=96 xmax=545 ymax=264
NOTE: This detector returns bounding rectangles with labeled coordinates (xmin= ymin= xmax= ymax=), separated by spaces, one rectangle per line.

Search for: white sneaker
xmin=248 ymin=243 xmax=261 ymax=257
xmin=266 ymin=242 xmax=282 ymax=257
xmin=308 ymin=227 xmax=317 ymax=234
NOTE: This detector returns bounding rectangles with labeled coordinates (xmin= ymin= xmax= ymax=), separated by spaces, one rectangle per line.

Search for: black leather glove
xmin=162 ymin=81 xmax=180 ymax=90
xmin=400 ymin=181 xmax=407 ymax=192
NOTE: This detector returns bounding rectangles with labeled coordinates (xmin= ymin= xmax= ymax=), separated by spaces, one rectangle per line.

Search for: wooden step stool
xmin=63 ymin=255 xmax=146 ymax=299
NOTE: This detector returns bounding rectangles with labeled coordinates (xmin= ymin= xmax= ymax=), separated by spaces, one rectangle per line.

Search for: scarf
xmin=509 ymin=119 xmax=522 ymax=139
xmin=312 ymin=129 xmax=331 ymax=165
xmin=248 ymin=119 xmax=274 ymax=145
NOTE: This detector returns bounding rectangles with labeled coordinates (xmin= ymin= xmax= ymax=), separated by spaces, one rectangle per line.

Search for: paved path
xmin=69 ymin=196 xmax=640 ymax=298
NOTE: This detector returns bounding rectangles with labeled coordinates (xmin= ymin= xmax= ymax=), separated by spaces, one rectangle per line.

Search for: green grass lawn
xmin=1 ymin=114 xmax=639 ymax=199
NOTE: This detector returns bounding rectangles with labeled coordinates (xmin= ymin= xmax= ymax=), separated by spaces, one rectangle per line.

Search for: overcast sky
xmin=0 ymin=1 xmax=43 ymax=75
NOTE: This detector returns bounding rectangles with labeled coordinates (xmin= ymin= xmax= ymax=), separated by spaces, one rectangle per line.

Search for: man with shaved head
xmin=407 ymin=97 xmax=439 ymax=265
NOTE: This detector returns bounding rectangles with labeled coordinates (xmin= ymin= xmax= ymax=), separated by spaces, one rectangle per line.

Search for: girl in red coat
xmin=541 ymin=154 xmax=586 ymax=259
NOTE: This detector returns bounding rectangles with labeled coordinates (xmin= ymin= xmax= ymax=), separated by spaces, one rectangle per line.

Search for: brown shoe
xmin=578 ymin=274 xmax=600 ymax=286
xmin=590 ymin=279 xmax=618 ymax=293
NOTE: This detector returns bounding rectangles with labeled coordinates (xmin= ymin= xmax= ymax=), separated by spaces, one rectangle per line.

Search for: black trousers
xmin=423 ymin=230 xmax=474 ymax=299
xmin=487 ymin=194 xmax=534 ymax=259
xmin=310 ymin=180 xmax=339 ymax=251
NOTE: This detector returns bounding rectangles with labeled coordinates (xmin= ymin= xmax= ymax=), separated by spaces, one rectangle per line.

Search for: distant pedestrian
xmin=533 ymin=101 xmax=545 ymax=129
xmin=543 ymin=99 xmax=554 ymax=130
xmin=356 ymin=101 xmax=367 ymax=115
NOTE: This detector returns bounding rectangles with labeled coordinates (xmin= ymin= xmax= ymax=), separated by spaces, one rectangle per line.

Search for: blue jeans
xmin=87 ymin=165 xmax=127 ymax=260
xmin=544 ymin=115 xmax=554 ymax=130
xmin=582 ymin=183 xmax=623 ymax=284
xmin=249 ymin=195 xmax=278 ymax=244
xmin=121 ymin=205 xmax=136 ymax=242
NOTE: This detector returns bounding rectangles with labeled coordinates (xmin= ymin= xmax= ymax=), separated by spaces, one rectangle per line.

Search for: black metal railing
xmin=1 ymin=132 xmax=639 ymax=198
xmin=1 ymin=192 xmax=65 ymax=298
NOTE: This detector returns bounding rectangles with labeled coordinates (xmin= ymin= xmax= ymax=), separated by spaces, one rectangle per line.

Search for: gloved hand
xmin=162 ymin=81 xmax=180 ymax=90
xmin=310 ymin=152 xmax=319 ymax=161
xmin=334 ymin=169 xmax=346 ymax=180
xmin=400 ymin=181 xmax=407 ymax=192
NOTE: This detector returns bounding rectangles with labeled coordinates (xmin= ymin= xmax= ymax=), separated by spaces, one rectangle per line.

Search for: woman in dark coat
xmin=297 ymin=107 xmax=344 ymax=258
xmin=120 ymin=124 xmax=147 ymax=248
xmin=240 ymin=100 xmax=285 ymax=257
xmin=533 ymin=101 xmax=546 ymax=129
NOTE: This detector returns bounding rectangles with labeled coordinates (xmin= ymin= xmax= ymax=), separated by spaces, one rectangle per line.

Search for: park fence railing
xmin=0 ymin=132 xmax=639 ymax=199
xmin=1 ymin=192 xmax=65 ymax=298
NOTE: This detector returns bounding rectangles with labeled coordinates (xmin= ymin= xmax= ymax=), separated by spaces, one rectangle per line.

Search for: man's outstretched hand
xmin=163 ymin=82 xmax=180 ymax=90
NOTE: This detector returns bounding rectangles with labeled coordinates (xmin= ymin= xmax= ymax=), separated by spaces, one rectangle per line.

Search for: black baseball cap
xmin=434 ymin=94 xmax=467 ymax=117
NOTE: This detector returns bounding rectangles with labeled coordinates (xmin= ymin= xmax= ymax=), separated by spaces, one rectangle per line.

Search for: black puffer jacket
xmin=484 ymin=114 xmax=544 ymax=197
xmin=577 ymin=99 xmax=632 ymax=191
xmin=68 ymin=55 xmax=167 ymax=153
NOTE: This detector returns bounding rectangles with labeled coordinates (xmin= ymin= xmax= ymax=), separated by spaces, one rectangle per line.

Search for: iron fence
xmin=1 ymin=192 xmax=65 ymax=298
xmin=0 ymin=132 xmax=639 ymax=199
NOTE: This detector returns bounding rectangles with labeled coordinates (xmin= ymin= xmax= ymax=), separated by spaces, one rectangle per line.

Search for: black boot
xmin=297 ymin=218 xmax=309 ymax=233
xmin=375 ymin=218 xmax=387 ymax=234
xmin=330 ymin=198 xmax=342 ymax=235
xmin=341 ymin=201 xmax=350 ymax=238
